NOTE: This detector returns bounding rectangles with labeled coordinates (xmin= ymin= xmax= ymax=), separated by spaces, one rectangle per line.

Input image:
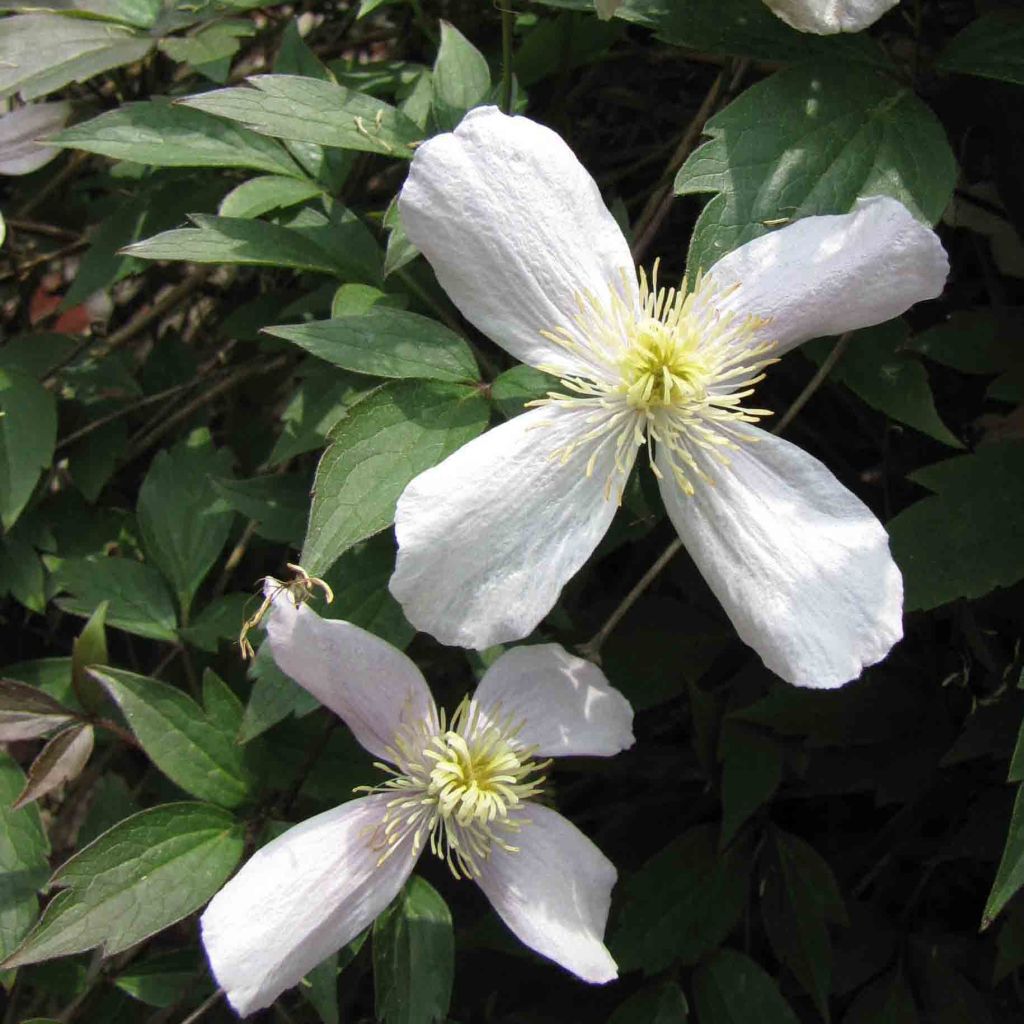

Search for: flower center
xmin=363 ymin=697 xmax=549 ymax=879
xmin=533 ymin=260 xmax=777 ymax=497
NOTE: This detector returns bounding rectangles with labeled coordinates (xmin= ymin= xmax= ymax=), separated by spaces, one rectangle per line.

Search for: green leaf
xmin=91 ymin=667 xmax=254 ymax=808
xmin=887 ymin=443 xmax=1024 ymax=611
xmin=608 ymin=982 xmax=689 ymax=1024
xmin=158 ymin=20 xmax=253 ymax=83
xmin=621 ymin=0 xmax=885 ymax=64
xmin=938 ymin=12 xmax=1024 ymax=87
xmin=302 ymin=951 xmax=340 ymax=1024
xmin=122 ymin=213 xmax=362 ymax=279
xmin=610 ymin=825 xmax=752 ymax=973
xmin=136 ymin=432 xmax=235 ymax=618
xmin=676 ymin=61 xmax=956 ymax=274
xmin=178 ymin=593 xmax=250 ymax=654
xmin=373 ymin=876 xmax=454 ymax=1024
xmin=431 ymin=21 xmax=491 ymax=132
xmin=54 ymin=101 xmax=300 ymax=176
xmin=984 ymin=783 xmax=1024 ymax=929
xmin=301 ymin=379 xmax=490 ymax=576
xmin=218 ymin=174 xmax=323 ymax=219
xmin=2 ymin=802 xmax=244 ymax=967
xmin=906 ymin=310 xmax=1022 ymax=375
xmin=0 ymin=368 xmax=57 ymax=529
xmin=0 ymin=753 xmax=50 ymax=963
xmin=114 ymin=948 xmax=203 ymax=1007
xmin=0 ymin=14 xmax=152 ymax=101
xmin=264 ymin=308 xmax=478 ymax=383
xmin=842 ymin=969 xmax=919 ymax=1024
xmin=178 ymin=74 xmax=422 ymax=158
xmin=54 ymin=557 xmax=178 ymax=642
xmin=490 ymin=364 xmax=555 ymax=420
xmin=761 ymin=827 xmax=847 ymax=1021
xmin=692 ymin=948 xmax=800 ymax=1024
xmin=718 ymin=721 xmax=783 ymax=847
xmin=13 ymin=724 xmax=95 ymax=810
xmin=804 ymin=322 xmax=961 ymax=448
xmin=0 ymin=678 xmax=75 ymax=742
xmin=70 ymin=601 xmax=108 ymax=714
xmin=212 ymin=474 xmax=309 ymax=544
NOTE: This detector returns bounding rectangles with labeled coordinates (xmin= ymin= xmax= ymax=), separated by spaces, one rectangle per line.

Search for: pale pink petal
xmin=708 ymin=196 xmax=948 ymax=358
xmin=201 ymin=795 xmax=417 ymax=1017
xmin=475 ymin=803 xmax=618 ymax=984
xmin=473 ymin=644 xmax=634 ymax=757
xmin=390 ymin=405 xmax=637 ymax=649
xmin=656 ymin=428 xmax=903 ymax=689
xmin=399 ymin=106 xmax=636 ymax=381
xmin=264 ymin=585 xmax=437 ymax=761
xmin=763 ymin=0 xmax=897 ymax=34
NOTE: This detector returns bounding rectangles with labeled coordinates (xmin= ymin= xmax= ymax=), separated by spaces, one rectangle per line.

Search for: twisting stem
xmin=501 ymin=2 xmax=514 ymax=114
xmin=579 ymin=331 xmax=853 ymax=659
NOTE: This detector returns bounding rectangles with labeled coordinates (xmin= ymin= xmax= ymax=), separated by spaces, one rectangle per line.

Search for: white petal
xmin=201 ymin=795 xmax=416 ymax=1017
xmin=475 ymin=804 xmax=618 ymax=984
xmin=708 ymin=197 xmax=948 ymax=358
xmin=264 ymin=585 xmax=437 ymax=761
xmin=390 ymin=404 xmax=636 ymax=649
xmin=398 ymin=106 xmax=636 ymax=380
xmin=656 ymin=429 xmax=902 ymax=689
xmin=473 ymin=644 xmax=634 ymax=757
xmin=762 ymin=0 xmax=897 ymax=34
xmin=0 ymin=101 xmax=71 ymax=176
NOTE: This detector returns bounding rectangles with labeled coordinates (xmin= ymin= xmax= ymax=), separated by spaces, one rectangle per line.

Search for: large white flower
xmin=762 ymin=0 xmax=898 ymax=34
xmin=389 ymin=107 xmax=949 ymax=690
xmin=201 ymin=581 xmax=635 ymax=1016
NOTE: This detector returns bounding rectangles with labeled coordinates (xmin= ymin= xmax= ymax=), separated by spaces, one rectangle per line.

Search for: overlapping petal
xmin=473 ymin=644 xmax=635 ymax=757
xmin=708 ymin=196 xmax=948 ymax=358
xmin=201 ymin=795 xmax=417 ymax=1017
xmin=264 ymin=586 xmax=437 ymax=761
xmin=399 ymin=106 xmax=636 ymax=381
xmin=475 ymin=804 xmax=618 ymax=984
xmin=762 ymin=0 xmax=898 ymax=34
xmin=656 ymin=429 xmax=903 ymax=689
xmin=390 ymin=404 xmax=636 ymax=650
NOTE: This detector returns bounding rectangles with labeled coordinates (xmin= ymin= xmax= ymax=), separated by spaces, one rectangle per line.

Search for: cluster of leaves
xmin=1 ymin=0 xmax=1023 ymax=1022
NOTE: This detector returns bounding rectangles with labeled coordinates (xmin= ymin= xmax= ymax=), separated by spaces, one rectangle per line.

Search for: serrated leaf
xmin=804 ymin=321 xmax=961 ymax=448
xmin=0 ymin=753 xmax=50 ymax=963
xmin=0 ymin=14 xmax=152 ymax=101
xmin=265 ymin=308 xmax=478 ymax=383
xmin=693 ymin=948 xmax=800 ymax=1024
xmin=0 ymin=368 xmax=57 ymax=529
xmin=938 ymin=12 xmax=1024 ymax=88
xmin=888 ymin=442 xmax=1024 ymax=611
xmin=373 ymin=876 xmax=454 ymax=1024
xmin=676 ymin=61 xmax=956 ymax=274
xmin=218 ymin=174 xmax=323 ymax=219
xmin=13 ymin=724 xmax=94 ymax=810
xmin=431 ymin=21 xmax=490 ymax=132
xmin=92 ymin=667 xmax=254 ymax=808
xmin=55 ymin=101 xmax=301 ymax=175
xmin=761 ymin=827 xmax=847 ymax=1021
xmin=178 ymin=74 xmax=422 ymax=158
xmin=178 ymin=593 xmax=250 ymax=653
xmin=54 ymin=557 xmax=178 ymax=642
xmin=1 ymin=802 xmax=244 ymax=967
xmin=301 ymin=379 xmax=490 ymax=576
xmin=136 ymin=432 xmax=235 ymax=618
xmin=610 ymin=825 xmax=752 ymax=973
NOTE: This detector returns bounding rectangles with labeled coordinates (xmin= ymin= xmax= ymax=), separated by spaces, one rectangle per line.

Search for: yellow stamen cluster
xmin=361 ymin=697 xmax=550 ymax=879
xmin=533 ymin=262 xmax=777 ymax=496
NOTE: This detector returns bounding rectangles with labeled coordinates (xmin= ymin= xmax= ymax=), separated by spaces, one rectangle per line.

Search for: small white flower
xmin=389 ymin=107 xmax=949 ymax=690
xmin=201 ymin=581 xmax=634 ymax=1017
xmin=762 ymin=0 xmax=898 ymax=34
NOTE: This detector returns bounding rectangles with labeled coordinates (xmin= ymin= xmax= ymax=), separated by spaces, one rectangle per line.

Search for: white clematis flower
xmin=762 ymin=0 xmax=898 ymax=34
xmin=389 ymin=107 xmax=949 ymax=690
xmin=201 ymin=581 xmax=634 ymax=1017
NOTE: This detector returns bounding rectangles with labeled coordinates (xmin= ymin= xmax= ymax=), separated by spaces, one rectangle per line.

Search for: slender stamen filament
xmin=531 ymin=261 xmax=778 ymax=496
xmin=358 ymin=697 xmax=548 ymax=880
